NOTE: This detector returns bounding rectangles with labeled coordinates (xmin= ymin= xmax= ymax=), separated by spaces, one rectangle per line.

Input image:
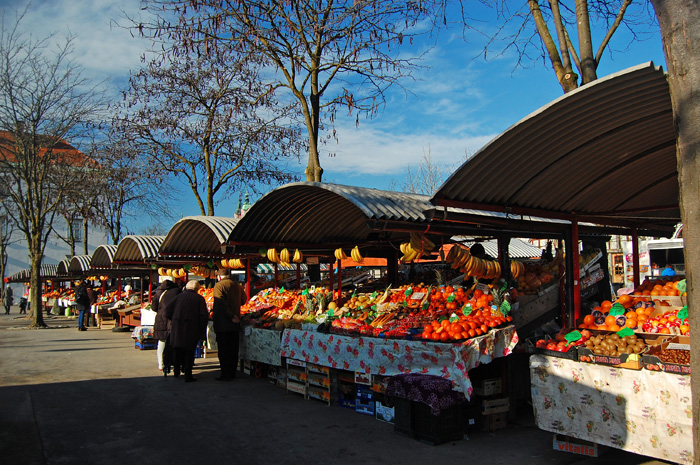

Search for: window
xmin=70 ymin=218 xmax=83 ymax=242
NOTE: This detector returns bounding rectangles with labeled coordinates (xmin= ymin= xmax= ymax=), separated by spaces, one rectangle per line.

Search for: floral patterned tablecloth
xmin=530 ymin=354 xmax=694 ymax=464
xmin=280 ymin=325 xmax=518 ymax=398
xmin=239 ymin=326 xmax=284 ymax=366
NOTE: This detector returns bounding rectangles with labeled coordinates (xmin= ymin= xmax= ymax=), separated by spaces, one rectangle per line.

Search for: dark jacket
xmin=74 ymin=283 xmax=90 ymax=311
xmin=212 ymin=277 xmax=247 ymax=334
xmin=86 ymin=288 xmax=98 ymax=306
xmin=152 ymin=280 xmax=181 ymax=341
xmin=167 ymin=289 xmax=208 ymax=350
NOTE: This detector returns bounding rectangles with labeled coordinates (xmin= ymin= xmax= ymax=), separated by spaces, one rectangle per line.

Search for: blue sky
xmin=7 ymin=0 xmax=667 ymax=230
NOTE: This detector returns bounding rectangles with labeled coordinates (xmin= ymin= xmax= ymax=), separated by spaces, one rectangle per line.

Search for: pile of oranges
xmin=579 ymin=295 xmax=655 ymax=331
xmin=421 ymin=308 xmax=512 ymax=342
xmin=633 ymin=278 xmax=683 ymax=297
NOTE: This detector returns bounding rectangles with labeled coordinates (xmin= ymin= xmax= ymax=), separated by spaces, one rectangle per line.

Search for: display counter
xmin=280 ymin=325 xmax=518 ymax=398
xmin=239 ymin=326 xmax=283 ymax=366
xmin=530 ymin=354 xmax=694 ymax=464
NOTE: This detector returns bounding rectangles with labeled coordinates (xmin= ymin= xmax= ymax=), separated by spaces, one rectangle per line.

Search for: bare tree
xmin=132 ymin=0 xmax=431 ymax=182
xmin=113 ymin=41 xmax=301 ymax=215
xmin=0 ymin=204 xmax=19 ymax=289
xmin=0 ymin=9 xmax=105 ymax=327
xmin=456 ymin=0 xmax=657 ymax=92
xmin=401 ymin=146 xmax=452 ymax=195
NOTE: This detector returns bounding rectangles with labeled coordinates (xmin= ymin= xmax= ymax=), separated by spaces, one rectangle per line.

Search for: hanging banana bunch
xmin=351 ymin=245 xmax=364 ymax=263
xmin=334 ymin=248 xmax=348 ymax=260
xmin=292 ymin=249 xmax=303 ymax=263
xmin=510 ymin=260 xmax=525 ymax=279
xmin=267 ymin=248 xmax=279 ymax=263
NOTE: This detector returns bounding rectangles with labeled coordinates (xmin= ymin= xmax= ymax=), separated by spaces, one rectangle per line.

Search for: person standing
xmin=74 ymin=280 xmax=90 ymax=331
xmin=3 ymin=285 xmax=13 ymax=315
xmin=86 ymin=285 xmax=98 ymax=327
xmin=152 ymin=278 xmax=181 ymax=375
xmin=167 ymin=280 xmax=208 ymax=382
xmin=212 ymin=271 xmax=247 ymax=381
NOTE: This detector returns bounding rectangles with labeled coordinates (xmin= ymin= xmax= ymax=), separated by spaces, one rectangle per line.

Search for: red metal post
xmin=572 ymin=220 xmax=581 ymax=325
xmin=632 ymin=229 xmax=640 ymax=290
xmin=337 ymin=259 xmax=343 ymax=299
xmin=245 ymin=258 xmax=251 ymax=299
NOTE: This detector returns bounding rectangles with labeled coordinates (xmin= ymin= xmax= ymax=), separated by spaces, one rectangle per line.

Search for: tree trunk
xmin=29 ymin=243 xmax=45 ymax=328
xmin=575 ymin=0 xmax=597 ymax=83
xmin=305 ymin=89 xmax=323 ymax=182
xmin=650 ymin=0 xmax=700 ymax=456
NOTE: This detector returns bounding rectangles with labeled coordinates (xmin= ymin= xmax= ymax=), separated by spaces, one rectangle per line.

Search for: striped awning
xmin=160 ymin=216 xmax=239 ymax=257
xmin=6 ymin=264 xmax=60 ymax=282
xmin=68 ymin=255 xmax=92 ymax=273
xmin=113 ymin=235 xmax=165 ymax=263
xmin=91 ymin=244 xmax=118 ymax=268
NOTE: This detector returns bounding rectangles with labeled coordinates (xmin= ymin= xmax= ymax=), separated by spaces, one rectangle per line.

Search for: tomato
xmin=480 ymin=324 xmax=489 ymax=334
xmin=430 ymin=332 xmax=440 ymax=341
xmin=423 ymin=324 xmax=433 ymax=334
xmin=439 ymin=331 xmax=450 ymax=342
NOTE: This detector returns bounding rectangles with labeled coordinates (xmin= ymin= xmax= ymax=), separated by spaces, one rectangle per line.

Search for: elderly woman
xmin=167 ymin=280 xmax=209 ymax=382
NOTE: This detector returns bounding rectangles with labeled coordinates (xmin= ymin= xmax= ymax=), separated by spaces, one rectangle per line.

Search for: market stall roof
xmin=6 ymin=264 xmax=60 ymax=283
xmin=227 ymin=182 xmax=434 ymax=247
xmin=90 ymin=244 xmax=118 ymax=269
xmin=56 ymin=259 xmax=70 ymax=276
xmin=113 ymin=235 xmax=164 ymax=264
xmin=431 ymin=62 xmax=678 ymax=234
xmin=452 ymin=238 xmax=544 ymax=260
xmin=160 ymin=216 xmax=239 ymax=257
xmin=68 ymin=255 xmax=92 ymax=274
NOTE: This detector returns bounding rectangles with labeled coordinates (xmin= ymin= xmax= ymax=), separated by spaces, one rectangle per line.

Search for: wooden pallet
xmin=99 ymin=317 xmax=116 ymax=330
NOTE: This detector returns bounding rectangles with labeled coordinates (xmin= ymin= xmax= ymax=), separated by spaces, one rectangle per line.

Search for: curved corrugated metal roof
xmin=68 ymin=255 xmax=92 ymax=273
xmin=113 ymin=235 xmax=165 ymax=263
xmin=90 ymin=244 xmax=118 ymax=268
xmin=229 ymin=183 xmax=432 ymax=246
xmin=456 ymin=239 xmax=544 ymax=260
xmin=432 ymin=62 xmax=679 ymax=228
xmin=57 ymin=259 xmax=70 ymax=276
xmin=160 ymin=216 xmax=239 ymax=256
xmin=7 ymin=264 xmax=61 ymax=282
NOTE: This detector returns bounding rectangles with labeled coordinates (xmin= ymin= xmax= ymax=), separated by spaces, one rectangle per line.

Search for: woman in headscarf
xmin=167 ymin=280 xmax=209 ymax=382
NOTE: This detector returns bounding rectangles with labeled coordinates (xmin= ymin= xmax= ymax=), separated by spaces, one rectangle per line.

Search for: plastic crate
xmin=356 ymin=398 xmax=376 ymax=415
xmin=393 ymin=397 xmax=413 ymax=437
xmin=412 ymin=401 xmax=465 ymax=446
xmin=135 ymin=339 xmax=157 ymax=350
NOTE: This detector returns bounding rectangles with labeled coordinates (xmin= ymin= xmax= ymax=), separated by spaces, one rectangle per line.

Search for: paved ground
xmin=0 ymin=308 xmax=672 ymax=465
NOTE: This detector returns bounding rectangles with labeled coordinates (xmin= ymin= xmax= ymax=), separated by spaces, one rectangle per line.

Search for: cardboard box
xmin=354 ymin=371 xmax=371 ymax=385
xmin=553 ymin=434 xmax=607 ymax=457
xmin=642 ymin=335 xmax=691 ymax=374
xmin=577 ymin=335 xmax=667 ymax=370
xmin=375 ymin=401 xmax=395 ymax=423
xmin=481 ymin=397 xmax=509 ymax=415
xmin=480 ymin=411 xmax=507 ymax=432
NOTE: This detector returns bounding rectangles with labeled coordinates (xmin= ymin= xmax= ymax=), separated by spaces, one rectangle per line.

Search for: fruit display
xmin=399 ymin=232 xmax=437 ymax=263
xmin=580 ymin=332 xmax=647 ymax=357
xmin=631 ymin=277 xmax=684 ymax=297
xmin=240 ymin=282 xmax=515 ymax=342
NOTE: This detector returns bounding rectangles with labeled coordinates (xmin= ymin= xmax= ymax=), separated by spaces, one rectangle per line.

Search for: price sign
xmin=609 ymin=303 xmax=625 ymax=316
xmin=326 ymin=309 xmax=334 ymax=317
xmin=302 ymin=288 xmax=309 ymax=296
xmin=410 ymin=292 xmax=425 ymax=301
xmin=446 ymin=293 xmax=456 ymax=303
xmin=278 ymin=286 xmax=285 ymax=294
xmin=404 ymin=287 xmax=413 ymax=297
xmin=370 ymin=291 xmax=377 ymax=300
xmin=675 ymin=279 xmax=687 ymax=295
xmin=462 ymin=304 xmax=473 ymax=316
xmin=617 ymin=327 xmax=635 ymax=338
xmin=677 ymin=306 xmax=688 ymax=322
xmin=564 ymin=330 xmax=582 ymax=345
xmin=500 ymin=301 xmax=511 ymax=316
xmin=449 ymin=313 xmax=460 ymax=323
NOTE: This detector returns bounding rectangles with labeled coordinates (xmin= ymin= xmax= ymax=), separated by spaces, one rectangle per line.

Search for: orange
xmin=583 ymin=314 xmax=595 ymax=326
xmin=605 ymin=315 xmax=617 ymax=327
xmin=601 ymin=300 xmax=613 ymax=311
xmin=625 ymin=319 xmax=637 ymax=329
xmin=650 ymin=290 xmax=660 ymax=296
xmin=598 ymin=324 xmax=609 ymax=331
xmin=659 ymin=327 xmax=671 ymax=335
xmin=617 ymin=294 xmax=632 ymax=307
xmin=653 ymin=284 xmax=663 ymax=291
xmin=637 ymin=314 xmax=648 ymax=323
xmin=608 ymin=324 xmax=621 ymax=332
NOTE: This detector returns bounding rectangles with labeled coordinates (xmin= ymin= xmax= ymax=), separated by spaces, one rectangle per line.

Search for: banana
xmin=450 ymin=247 xmax=464 ymax=269
xmin=351 ymin=245 xmax=364 ymax=263
xmin=494 ymin=261 xmax=502 ymax=278
xmin=456 ymin=248 xmax=471 ymax=268
xmin=410 ymin=232 xmax=436 ymax=253
xmin=400 ymin=247 xmax=419 ymax=263
xmin=400 ymin=242 xmax=409 ymax=255
xmin=445 ymin=245 xmax=459 ymax=263
xmin=334 ymin=248 xmax=348 ymax=260
xmin=267 ymin=248 xmax=279 ymax=263
xmin=293 ymin=249 xmax=303 ymax=263
xmin=279 ymin=248 xmax=290 ymax=264
xmin=220 ymin=259 xmax=229 ymax=269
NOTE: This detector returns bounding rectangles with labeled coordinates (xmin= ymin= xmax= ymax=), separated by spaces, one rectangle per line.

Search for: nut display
xmin=655 ymin=348 xmax=690 ymax=365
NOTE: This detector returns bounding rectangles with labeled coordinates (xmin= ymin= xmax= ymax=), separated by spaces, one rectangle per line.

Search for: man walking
xmin=212 ymin=271 xmax=247 ymax=381
xmin=3 ymin=284 xmax=13 ymax=314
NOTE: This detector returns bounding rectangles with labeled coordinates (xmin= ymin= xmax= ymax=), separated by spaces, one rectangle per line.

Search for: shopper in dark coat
xmin=212 ymin=271 xmax=247 ymax=381
xmin=74 ymin=280 xmax=90 ymax=331
xmin=86 ymin=286 xmax=98 ymax=327
xmin=167 ymin=280 xmax=208 ymax=382
xmin=152 ymin=278 xmax=181 ymax=375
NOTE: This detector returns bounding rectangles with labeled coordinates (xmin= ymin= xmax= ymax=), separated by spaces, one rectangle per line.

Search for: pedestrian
xmin=3 ymin=284 xmax=13 ymax=315
xmin=74 ymin=279 xmax=90 ymax=331
xmin=167 ymin=280 xmax=208 ymax=382
xmin=86 ymin=285 xmax=98 ymax=327
xmin=152 ymin=277 xmax=181 ymax=376
xmin=212 ymin=271 xmax=247 ymax=381
xmin=19 ymin=296 xmax=27 ymax=314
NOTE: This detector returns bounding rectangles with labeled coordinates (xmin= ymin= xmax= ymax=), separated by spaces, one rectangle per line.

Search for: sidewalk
xmin=0 ymin=311 xmax=671 ymax=465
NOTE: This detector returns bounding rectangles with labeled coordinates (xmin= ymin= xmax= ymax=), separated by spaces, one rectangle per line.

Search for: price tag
xmin=462 ymin=304 xmax=473 ymax=316
xmin=609 ymin=303 xmax=625 ymax=316
xmin=309 ymin=285 xmax=316 ymax=294
xmin=302 ymin=288 xmax=309 ymax=296
xmin=447 ymin=293 xmax=456 ymax=303
xmin=677 ymin=306 xmax=688 ymax=322
xmin=278 ymin=286 xmax=285 ymax=294
xmin=675 ymin=279 xmax=687 ymax=295
xmin=410 ymin=292 xmax=425 ymax=301
xmin=421 ymin=300 xmax=429 ymax=311
xmin=500 ymin=301 xmax=511 ymax=316
xmin=326 ymin=309 xmax=334 ymax=317
xmin=449 ymin=313 xmax=459 ymax=323
xmin=404 ymin=287 xmax=413 ymax=297
xmin=617 ymin=327 xmax=635 ymax=338
xmin=370 ymin=291 xmax=377 ymax=300
xmin=564 ymin=330 xmax=582 ymax=345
